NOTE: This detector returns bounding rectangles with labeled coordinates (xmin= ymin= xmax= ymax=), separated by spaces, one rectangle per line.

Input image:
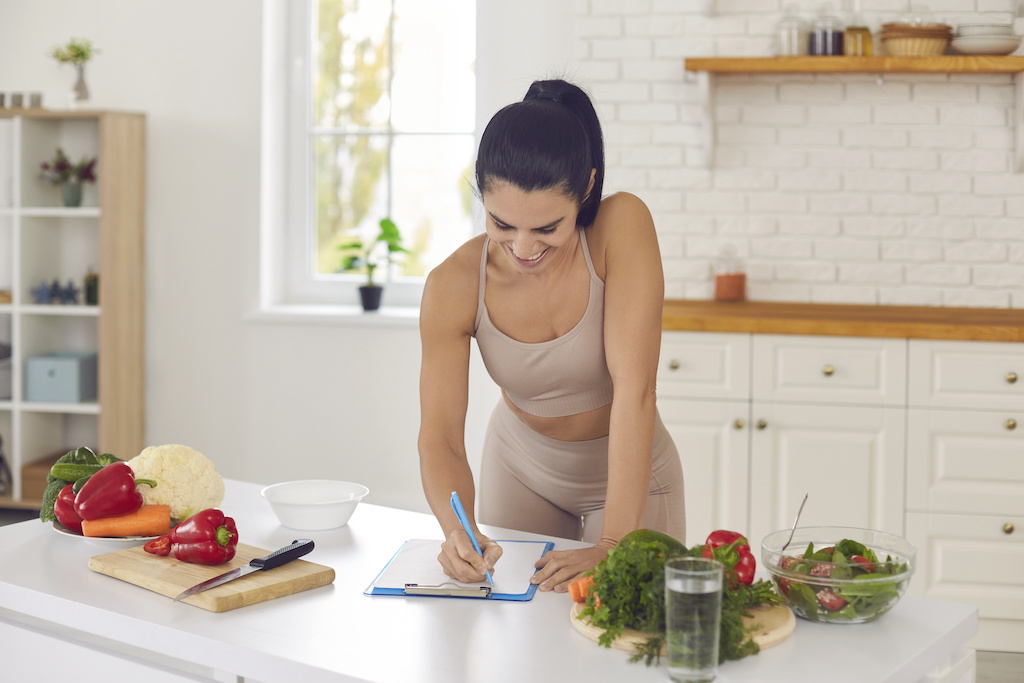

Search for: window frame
xmin=259 ymin=0 xmax=474 ymax=311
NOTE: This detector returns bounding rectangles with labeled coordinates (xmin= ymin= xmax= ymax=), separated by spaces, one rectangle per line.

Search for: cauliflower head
xmin=129 ymin=444 xmax=225 ymax=521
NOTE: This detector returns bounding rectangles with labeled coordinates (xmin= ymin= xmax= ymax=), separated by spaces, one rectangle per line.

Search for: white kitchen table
xmin=0 ymin=479 xmax=977 ymax=683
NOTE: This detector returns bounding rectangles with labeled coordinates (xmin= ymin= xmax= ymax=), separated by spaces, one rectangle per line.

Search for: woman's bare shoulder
xmin=421 ymin=234 xmax=487 ymax=331
xmin=595 ymin=191 xmax=653 ymax=226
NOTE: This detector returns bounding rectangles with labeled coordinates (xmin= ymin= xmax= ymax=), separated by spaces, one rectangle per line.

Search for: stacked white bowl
xmin=951 ymin=23 xmax=1021 ymax=55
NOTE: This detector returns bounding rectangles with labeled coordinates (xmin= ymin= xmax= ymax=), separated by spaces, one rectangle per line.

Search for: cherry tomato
xmin=816 ymin=587 xmax=847 ymax=611
xmin=851 ymin=555 xmax=876 ymax=572
xmin=810 ymin=562 xmax=835 ymax=578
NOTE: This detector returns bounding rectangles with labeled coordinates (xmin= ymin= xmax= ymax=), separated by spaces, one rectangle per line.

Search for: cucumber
xmin=50 ymin=462 xmax=103 ymax=483
xmin=72 ymin=474 xmax=93 ymax=494
xmin=47 ymin=447 xmax=123 ymax=483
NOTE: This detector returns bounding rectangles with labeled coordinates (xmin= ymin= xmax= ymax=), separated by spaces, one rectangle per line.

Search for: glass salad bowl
xmin=761 ymin=526 xmax=916 ymax=624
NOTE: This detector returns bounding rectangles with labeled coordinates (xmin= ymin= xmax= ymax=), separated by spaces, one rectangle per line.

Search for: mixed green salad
xmin=770 ymin=538 xmax=911 ymax=623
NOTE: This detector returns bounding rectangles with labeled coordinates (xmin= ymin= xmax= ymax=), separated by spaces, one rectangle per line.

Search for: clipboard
xmin=364 ymin=538 xmax=554 ymax=601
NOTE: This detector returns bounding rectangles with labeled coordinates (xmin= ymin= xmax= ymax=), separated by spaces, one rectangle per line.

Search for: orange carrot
xmin=568 ymin=574 xmax=596 ymax=603
xmin=81 ymin=505 xmax=171 ymax=538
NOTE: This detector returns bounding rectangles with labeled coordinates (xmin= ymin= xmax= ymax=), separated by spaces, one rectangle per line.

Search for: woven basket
xmin=882 ymin=36 xmax=950 ymax=56
xmin=880 ymin=22 xmax=952 ymax=56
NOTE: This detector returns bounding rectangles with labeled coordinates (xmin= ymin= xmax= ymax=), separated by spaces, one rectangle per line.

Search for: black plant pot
xmin=359 ymin=285 xmax=383 ymax=311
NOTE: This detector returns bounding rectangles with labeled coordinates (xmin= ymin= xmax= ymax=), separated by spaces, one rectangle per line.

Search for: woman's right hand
xmin=438 ymin=528 xmax=503 ymax=583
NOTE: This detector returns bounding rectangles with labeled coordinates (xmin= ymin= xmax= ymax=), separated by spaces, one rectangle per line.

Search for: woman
xmin=418 ymin=79 xmax=684 ymax=593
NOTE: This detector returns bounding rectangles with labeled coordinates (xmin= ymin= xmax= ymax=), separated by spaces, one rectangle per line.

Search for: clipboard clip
xmin=404 ymin=582 xmax=492 ymax=598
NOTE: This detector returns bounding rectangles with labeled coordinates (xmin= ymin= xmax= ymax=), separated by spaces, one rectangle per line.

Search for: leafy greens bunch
xmin=579 ymin=536 xmax=780 ymax=666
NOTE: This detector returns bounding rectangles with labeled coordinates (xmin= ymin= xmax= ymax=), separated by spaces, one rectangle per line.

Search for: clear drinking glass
xmin=664 ymin=557 xmax=724 ymax=683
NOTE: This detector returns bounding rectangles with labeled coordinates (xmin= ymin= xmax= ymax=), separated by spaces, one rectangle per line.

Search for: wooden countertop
xmin=663 ymin=300 xmax=1024 ymax=342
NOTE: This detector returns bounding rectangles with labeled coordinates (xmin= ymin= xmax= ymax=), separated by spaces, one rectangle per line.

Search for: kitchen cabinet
xmin=0 ymin=110 xmax=145 ymax=510
xmin=659 ymin=311 xmax=1024 ymax=653
xmin=658 ymin=396 xmax=750 ymax=546
xmin=658 ymin=331 xmax=906 ymax=547
xmin=747 ymin=401 xmax=906 ymax=548
xmin=657 ymin=332 xmax=750 ymax=545
xmin=905 ymin=339 xmax=1024 ymax=652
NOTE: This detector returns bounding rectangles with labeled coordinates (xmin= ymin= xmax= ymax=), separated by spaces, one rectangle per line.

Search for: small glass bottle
xmin=84 ymin=267 xmax=99 ymax=305
xmin=843 ymin=0 xmax=873 ymax=56
xmin=714 ymin=245 xmax=746 ymax=302
xmin=776 ymin=4 xmax=808 ymax=56
xmin=809 ymin=3 xmax=845 ymax=56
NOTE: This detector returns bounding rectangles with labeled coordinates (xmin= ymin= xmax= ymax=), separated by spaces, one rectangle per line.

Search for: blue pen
xmin=450 ymin=490 xmax=494 ymax=585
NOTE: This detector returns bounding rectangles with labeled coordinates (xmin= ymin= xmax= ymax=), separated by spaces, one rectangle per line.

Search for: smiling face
xmin=482 ymin=182 xmax=582 ymax=272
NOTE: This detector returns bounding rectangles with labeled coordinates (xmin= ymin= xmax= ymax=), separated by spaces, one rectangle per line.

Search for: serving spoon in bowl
xmin=780 ymin=493 xmax=809 ymax=554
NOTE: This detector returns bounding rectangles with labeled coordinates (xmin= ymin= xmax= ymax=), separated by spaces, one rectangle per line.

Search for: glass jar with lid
xmin=776 ymin=4 xmax=808 ymax=56
xmin=809 ymin=3 xmax=845 ymax=55
xmin=843 ymin=0 xmax=873 ymax=55
xmin=713 ymin=244 xmax=746 ymax=302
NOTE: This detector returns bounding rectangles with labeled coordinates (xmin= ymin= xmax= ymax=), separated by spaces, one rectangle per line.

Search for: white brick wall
xmin=574 ymin=0 xmax=1024 ymax=308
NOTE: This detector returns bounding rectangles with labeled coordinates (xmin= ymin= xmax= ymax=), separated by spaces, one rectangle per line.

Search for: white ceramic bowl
xmin=261 ymin=480 xmax=369 ymax=531
xmin=956 ymin=23 xmax=1014 ymax=37
xmin=951 ymin=35 xmax=1022 ymax=55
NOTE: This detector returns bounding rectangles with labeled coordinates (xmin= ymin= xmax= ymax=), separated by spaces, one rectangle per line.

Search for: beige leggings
xmin=478 ymin=400 xmax=686 ymax=545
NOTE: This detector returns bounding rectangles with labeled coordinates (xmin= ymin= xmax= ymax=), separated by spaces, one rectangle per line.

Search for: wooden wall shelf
xmin=684 ymin=55 xmax=1024 ymax=74
xmin=683 ymin=56 xmax=1024 ymax=172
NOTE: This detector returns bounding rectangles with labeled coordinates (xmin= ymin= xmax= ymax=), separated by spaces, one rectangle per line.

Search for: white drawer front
xmin=658 ymin=332 xmax=750 ymax=400
xmin=752 ymin=335 xmax=907 ymax=405
xmin=908 ymin=408 xmax=1024 ymax=516
xmin=906 ymin=511 xmax=1024 ymax=652
xmin=909 ymin=339 xmax=1024 ymax=410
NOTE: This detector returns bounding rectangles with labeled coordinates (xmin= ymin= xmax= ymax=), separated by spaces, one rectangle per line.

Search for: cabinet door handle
xmin=822 ymin=364 xmax=835 ymax=376
xmin=756 ymin=419 xmax=768 ymax=430
xmin=1007 ymin=418 xmax=1018 ymax=431
xmin=1008 ymin=371 xmax=1019 ymax=384
xmin=1005 ymin=523 xmax=1015 ymax=535
xmin=734 ymin=419 xmax=745 ymax=430
xmin=668 ymin=359 xmax=680 ymax=371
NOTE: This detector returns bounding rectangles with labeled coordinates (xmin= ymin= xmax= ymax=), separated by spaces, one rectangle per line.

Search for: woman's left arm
xmin=532 ymin=193 xmax=665 ymax=591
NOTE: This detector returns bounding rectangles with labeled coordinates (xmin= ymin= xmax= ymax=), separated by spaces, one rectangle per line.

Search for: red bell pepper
xmin=169 ymin=509 xmax=238 ymax=565
xmin=144 ymin=535 xmax=172 ymax=556
xmin=74 ymin=461 xmax=157 ymax=521
xmin=701 ymin=529 xmax=756 ymax=586
xmin=53 ymin=484 xmax=84 ymax=533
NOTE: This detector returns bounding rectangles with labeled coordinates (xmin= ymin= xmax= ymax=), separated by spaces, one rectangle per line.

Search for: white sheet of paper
xmin=373 ymin=539 xmax=549 ymax=595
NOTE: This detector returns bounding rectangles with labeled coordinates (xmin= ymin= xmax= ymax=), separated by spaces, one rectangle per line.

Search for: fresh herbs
xmin=579 ymin=532 xmax=781 ymax=667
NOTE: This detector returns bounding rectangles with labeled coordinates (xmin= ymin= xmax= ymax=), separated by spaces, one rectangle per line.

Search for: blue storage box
xmin=25 ymin=352 xmax=98 ymax=403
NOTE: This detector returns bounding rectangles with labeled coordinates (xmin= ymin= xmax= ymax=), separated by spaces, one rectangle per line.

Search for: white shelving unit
xmin=0 ymin=109 xmax=145 ymax=509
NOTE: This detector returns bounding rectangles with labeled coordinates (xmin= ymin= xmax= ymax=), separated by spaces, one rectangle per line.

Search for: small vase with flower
xmin=40 ymin=148 xmax=97 ymax=207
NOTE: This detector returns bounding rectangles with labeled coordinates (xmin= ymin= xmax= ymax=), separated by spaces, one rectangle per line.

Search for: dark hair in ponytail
xmin=476 ymin=79 xmax=605 ymax=228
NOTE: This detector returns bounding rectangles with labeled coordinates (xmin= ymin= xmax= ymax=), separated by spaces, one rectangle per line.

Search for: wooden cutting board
xmin=88 ymin=542 xmax=336 ymax=612
xmin=570 ymin=602 xmax=795 ymax=654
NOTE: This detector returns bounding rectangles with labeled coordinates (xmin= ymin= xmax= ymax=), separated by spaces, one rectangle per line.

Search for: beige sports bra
xmin=473 ymin=229 xmax=614 ymax=418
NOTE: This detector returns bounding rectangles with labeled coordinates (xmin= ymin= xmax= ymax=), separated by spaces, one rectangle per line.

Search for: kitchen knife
xmin=173 ymin=539 xmax=315 ymax=602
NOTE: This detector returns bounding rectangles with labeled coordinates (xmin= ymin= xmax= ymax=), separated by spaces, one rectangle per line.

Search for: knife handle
xmin=252 ymin=539 xmax=315 ymax=570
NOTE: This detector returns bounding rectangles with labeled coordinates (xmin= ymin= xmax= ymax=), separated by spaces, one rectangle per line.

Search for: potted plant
xmin=50 ymin=37 xmax=99 ymax=108
xmin=40 ymin=147 xmax=97 ymax=207
xmin=337 ymin=217 xmax=408 ymax=311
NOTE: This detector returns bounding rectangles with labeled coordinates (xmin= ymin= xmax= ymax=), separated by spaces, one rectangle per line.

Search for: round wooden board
xmin=570 ymin=601 xmax=795 ymax=654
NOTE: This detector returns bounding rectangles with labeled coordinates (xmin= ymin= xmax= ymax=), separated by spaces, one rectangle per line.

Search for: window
xmin=262 ymin=0 xmax=476 ymax=310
